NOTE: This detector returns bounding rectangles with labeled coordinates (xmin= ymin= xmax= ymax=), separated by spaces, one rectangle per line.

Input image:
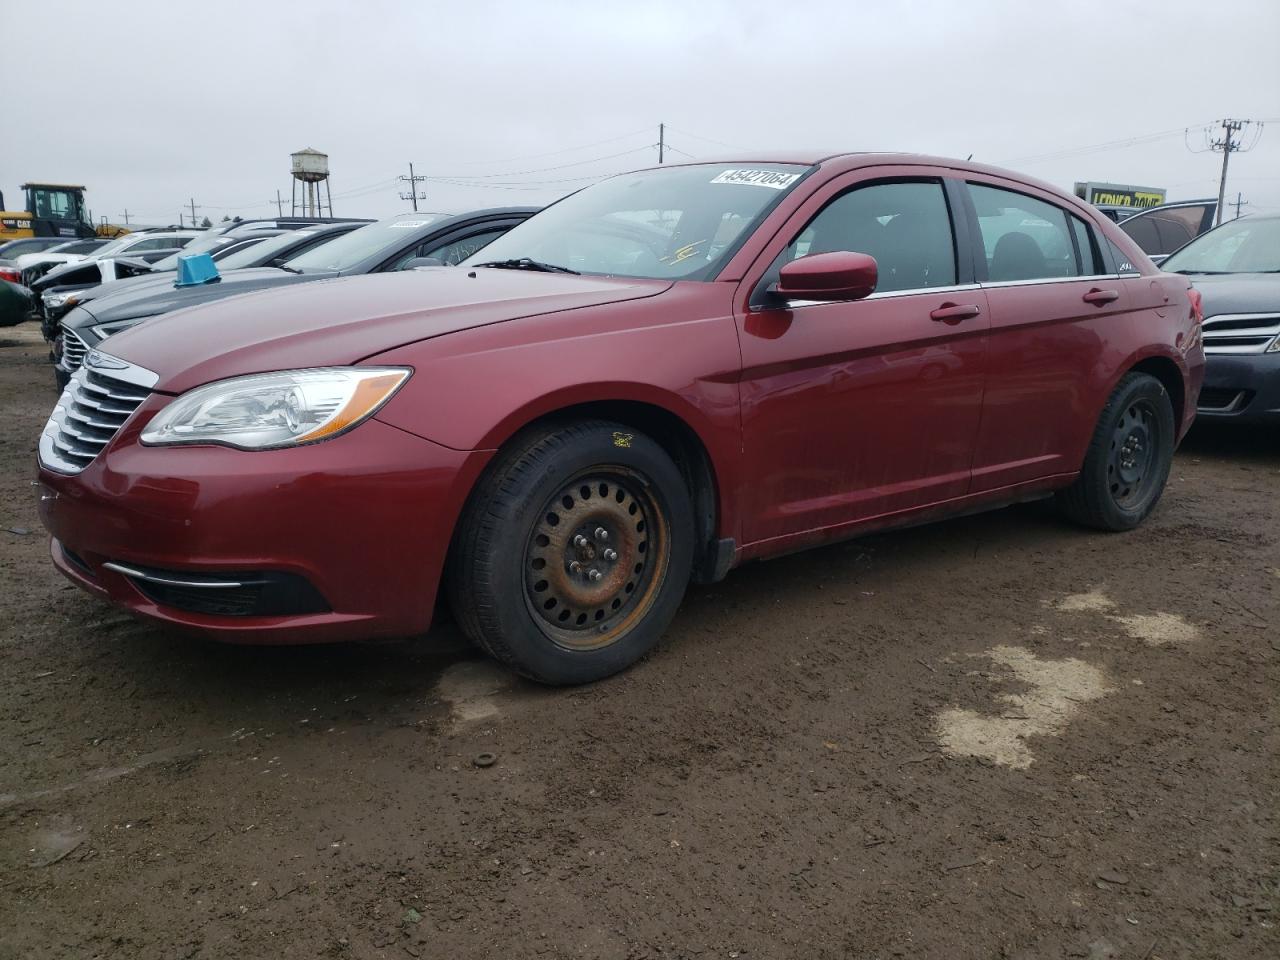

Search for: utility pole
xmin=658 ymin=123 xmax=665 ymax=164
xmin=1208 ymin=119 xmax=1255 ymax=226
xmin=117 ymin=209 xmax=130 ymax=225
xmin=188 ymin=197 xmax=201 ymax=229
xmin=274 ymin=189 xmax=285 ymax=217
xmin=1232 ymin=191 xmax=1249 ymax=220
xmin=398 ymin=162 xmax=427 ymax=212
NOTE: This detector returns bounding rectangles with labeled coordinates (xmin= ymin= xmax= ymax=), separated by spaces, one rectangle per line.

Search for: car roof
xmin=632 ymin=151 xmax=1076 ymax=193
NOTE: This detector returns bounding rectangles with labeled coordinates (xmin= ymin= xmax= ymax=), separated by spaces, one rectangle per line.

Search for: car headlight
xmin=43 ymin=292 xmax=77 ymax=310
xmin=1268 ymin=335 xmax=1280 ymax=354
xmin=90 ymin=318 xmax=143 ymax=339
xmin=140 ymin=367 xmax=411 ymax=450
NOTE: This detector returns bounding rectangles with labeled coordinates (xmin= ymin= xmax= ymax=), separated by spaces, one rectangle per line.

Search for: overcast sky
xmin=5 ymin=0 xmax=1279 ymax=227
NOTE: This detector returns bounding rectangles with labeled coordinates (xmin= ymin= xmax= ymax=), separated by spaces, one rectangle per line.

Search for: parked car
xmin=0 ymin=237 xmax=74 ymax=260
xmin=31 ymin=230 xmax=201 ymax=303
xmin=1161 ymin=213 xmax=1280 ymax=422
xmin=0 ymin=279 xmax=34 ymax=327
xmin=0 ymin=238 xmax=102 ymax=283
xmin=40 ymin=220 xmax=370 ymax=339
xmin=35 ymin=155 xmax=1202 ymax=685
xmin=13 ymin=238 xmax=113 ymax=285
xmin=51 ymin=209 xmax=532 ymax=386
xmin=1118 ymin=200 xmax=1217 ymax=265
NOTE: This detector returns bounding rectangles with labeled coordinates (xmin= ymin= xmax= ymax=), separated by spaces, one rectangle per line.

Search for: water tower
xmin=290 ymin=148 xmax=332 ymax=218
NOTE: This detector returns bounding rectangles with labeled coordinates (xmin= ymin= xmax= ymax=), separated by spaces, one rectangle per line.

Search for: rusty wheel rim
xmin=523 ymin=468 xmax=670 ymax=652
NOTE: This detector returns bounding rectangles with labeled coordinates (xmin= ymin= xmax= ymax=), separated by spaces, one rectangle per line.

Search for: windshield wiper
xmin=1170 ymin=269 xmax=1233 ymax=275
xmin=276 ymin=264 xmax=302 ymax=274
xmin=474 ymin=257 xmax=579 ymax=275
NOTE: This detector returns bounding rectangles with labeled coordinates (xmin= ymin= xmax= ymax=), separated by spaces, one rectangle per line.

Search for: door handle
xmin=1082 ymin=288 xmax=1120 ymax=305
xmin=929 ymin=302 xmax=981 ymax=325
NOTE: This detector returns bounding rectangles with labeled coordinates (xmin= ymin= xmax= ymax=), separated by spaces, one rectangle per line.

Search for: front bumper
xmin=1197 ymin=352 xmax=1280 ymax=423
xmin=38 ymin=410 xmax=492 ymax=644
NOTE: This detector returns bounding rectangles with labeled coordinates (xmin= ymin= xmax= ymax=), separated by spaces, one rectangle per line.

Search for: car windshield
xmin=149 ymin=234 xmax=242 ymax=271
xmin=463 ymin=163 xmax=811 ymax=280
xmin=1161 ymin=217 xmax=1280 ymax=274
xmin=217 ymin=230 xmax=319 ymax=270
xmin=284 ymin=215 xmax=445 ymax=272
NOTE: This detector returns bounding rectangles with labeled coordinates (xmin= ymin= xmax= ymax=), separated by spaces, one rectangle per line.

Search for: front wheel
xmin=1057 ymin=372 xmax=1175 ymax=531
xmin=448 ymin=420 xmax=694 ymax=685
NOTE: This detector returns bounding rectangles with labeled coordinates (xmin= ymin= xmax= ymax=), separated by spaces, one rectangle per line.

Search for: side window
xmin=422 ymin=228 xmax=508 ymax=267
xmin=126 ymin=237 xmax=170 ymax=252
xmin=1153 ymin=216 xmax=1194 ymax=254
xmin=1119 ymin=214 xmax=1161 ymax=255
xmin=269 ymin=233 xmax=336 ymax=265
xmin=969 ymin=183 xmax=1081 ymax=282
xmin=779 ymin=180 xmax=957 ymax=293
xmin=1070 ymin=216 xmax=1101 ymax=274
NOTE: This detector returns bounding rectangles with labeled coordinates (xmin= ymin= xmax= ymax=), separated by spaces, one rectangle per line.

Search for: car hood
xmin=64 ymin=267 xmax=328 ymax=326
xmin=104 ymin=267 xmax=671 ymax=394
xmin=56 ymin=269 xmax=177 ymax=307
xmin=1183 ymin=272 xmax=1280 ymax=316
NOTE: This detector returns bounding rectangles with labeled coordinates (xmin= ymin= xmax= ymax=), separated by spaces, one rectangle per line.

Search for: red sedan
xmin=37 ymin=154 xmax=1204 ymax=684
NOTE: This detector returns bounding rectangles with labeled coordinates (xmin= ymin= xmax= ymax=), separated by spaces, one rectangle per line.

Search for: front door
xmin=736 ymin=175 xmax=989 ymax=547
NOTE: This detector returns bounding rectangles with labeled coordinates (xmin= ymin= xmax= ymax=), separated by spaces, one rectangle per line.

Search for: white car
xmin=14 ymin=238 xmax=112 ymax=285
xmin=30 ymin=229 xmax=201 ymax=292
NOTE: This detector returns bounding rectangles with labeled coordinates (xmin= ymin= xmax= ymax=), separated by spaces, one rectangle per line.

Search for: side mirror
xmin=402 ymin=256 xmax=444 ymax=270
xmin=775 ymin=251 xmax=877 ymax=302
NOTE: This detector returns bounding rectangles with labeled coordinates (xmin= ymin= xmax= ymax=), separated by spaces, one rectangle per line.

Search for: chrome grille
xmin=1201 ymin=313 xmax=1280 ymax=355
xmin=59 ymin=327 xmax=90 ymax=372
xmin=39 ymin=352 xmax=158 ymax=474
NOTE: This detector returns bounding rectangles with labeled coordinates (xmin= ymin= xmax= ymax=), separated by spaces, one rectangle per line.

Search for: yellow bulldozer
xmin=0 ymin=183 xmax=129 ymax=242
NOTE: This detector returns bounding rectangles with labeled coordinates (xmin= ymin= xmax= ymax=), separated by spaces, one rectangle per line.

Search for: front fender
xmin=366 ymin=284 xmax=746 ymax=539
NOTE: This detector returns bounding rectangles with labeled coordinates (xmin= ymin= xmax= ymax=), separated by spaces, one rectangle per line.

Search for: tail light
xmin=0 ymin=266 xmax=21 ymax=284
xmin=1186 ymin=287 xmax=1203 ymax=324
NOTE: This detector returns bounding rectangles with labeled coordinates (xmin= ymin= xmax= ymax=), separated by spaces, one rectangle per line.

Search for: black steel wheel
xmin=524 ymin=469 xmax=670 ymax=652
xmin=1058 ymin=372 xmax=1175 ymax=531
xmin=450 ymin=420 xmax=694 ymax=684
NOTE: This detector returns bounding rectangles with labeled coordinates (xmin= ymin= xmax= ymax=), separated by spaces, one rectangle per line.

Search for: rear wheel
xmin=449 ymin=420 xmax=694 ymax=684
xmin=1057 ymin=373 xmax=1175 ymax=531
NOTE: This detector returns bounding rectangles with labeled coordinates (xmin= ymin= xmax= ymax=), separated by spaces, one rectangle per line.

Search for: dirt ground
xmin=0 ymin=322 xmax=1276 ymax=960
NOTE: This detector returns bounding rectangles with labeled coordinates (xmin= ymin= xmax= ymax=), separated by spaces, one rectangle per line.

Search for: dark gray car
xmin=53 ymin=208 xmax=535 ymax=387
xmin=1162 ymin=213 xmax=1280 ymax=423
xmin=39 ymin=221 xmax=368 ymax=339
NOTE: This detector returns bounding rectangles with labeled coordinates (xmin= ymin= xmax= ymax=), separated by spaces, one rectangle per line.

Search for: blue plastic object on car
xmin=174 ymin=252 xmax=221 ymax=288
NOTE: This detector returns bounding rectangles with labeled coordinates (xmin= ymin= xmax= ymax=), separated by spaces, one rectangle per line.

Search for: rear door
xmin=961 ymin=177 xmax=1130 ymax=491
xmin=735 ymin=172 xmax=989 ymax=545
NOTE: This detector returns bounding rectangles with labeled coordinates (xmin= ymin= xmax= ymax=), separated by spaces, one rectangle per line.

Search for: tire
xmin=448 ymin=420 xmax=694 ymax=685
xmin=1057 ymin=373 xmax=1175 ymax=531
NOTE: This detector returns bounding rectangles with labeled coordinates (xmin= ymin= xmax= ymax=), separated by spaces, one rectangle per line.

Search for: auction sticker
xmin=710 ymin=169 xmax=801 ymax=190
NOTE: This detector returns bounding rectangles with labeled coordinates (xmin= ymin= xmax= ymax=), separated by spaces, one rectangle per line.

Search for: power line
xmin=664 ymin=126 xmax=750 ymax=151
xmin=439 ymin=128 xmax=653 ymax=167
xmin=999 ymin=125 xmax=1207 ymax=166
xmin=430 ymin=145 xmax=656 ymax=181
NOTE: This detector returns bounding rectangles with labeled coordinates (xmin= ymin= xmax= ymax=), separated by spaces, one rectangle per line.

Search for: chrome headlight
xmin=140 ymin=367 xmax=411 ymax=450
